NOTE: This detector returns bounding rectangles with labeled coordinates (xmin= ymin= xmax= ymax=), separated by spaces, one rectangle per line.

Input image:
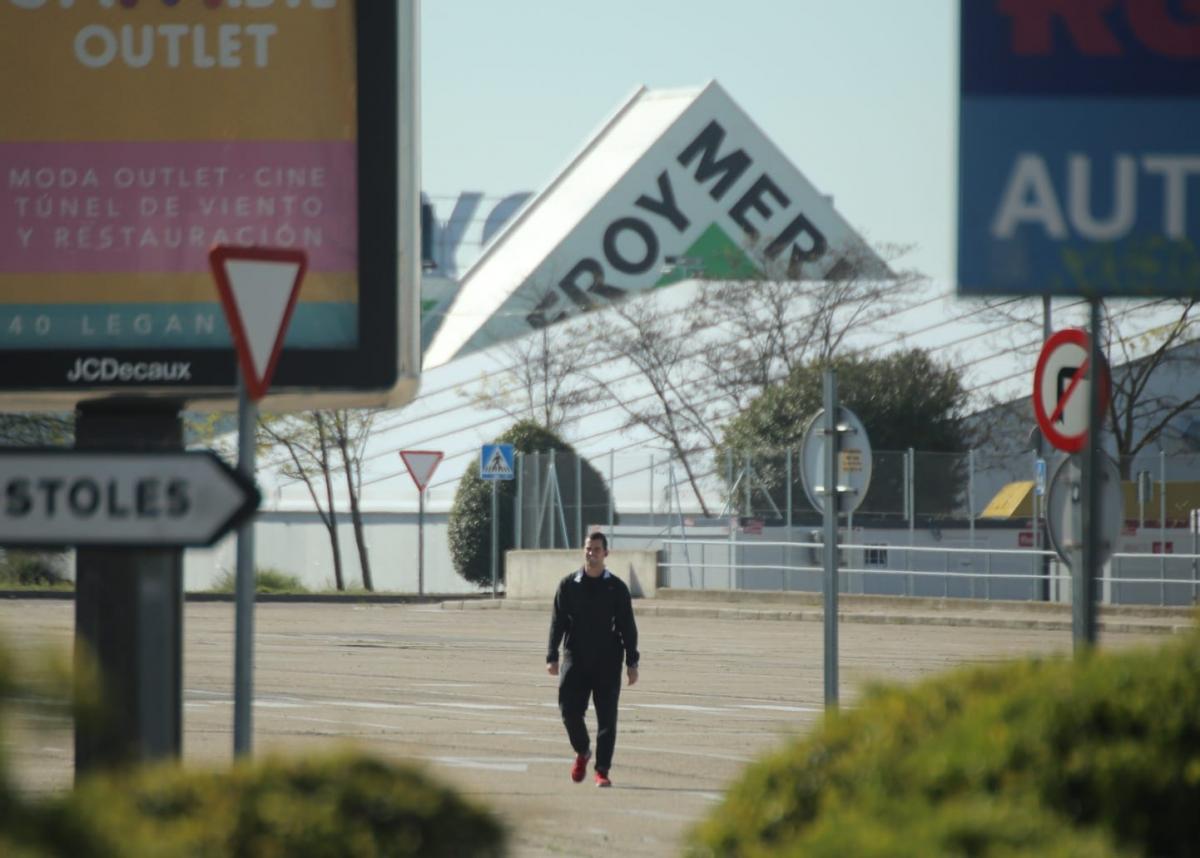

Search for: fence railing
xmin=509 ymin=448 xmax=1200 ymax=535
xmin=656 ymin=538 xmax=1200 ymax=607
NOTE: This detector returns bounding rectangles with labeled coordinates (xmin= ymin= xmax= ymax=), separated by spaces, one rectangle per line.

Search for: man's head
xmin=583 ymin=532 xmax=608 ymax=576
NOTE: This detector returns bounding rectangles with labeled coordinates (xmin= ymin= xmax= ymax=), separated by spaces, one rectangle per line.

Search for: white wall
xmin=182 ymin=511 xmax=479 ymax=595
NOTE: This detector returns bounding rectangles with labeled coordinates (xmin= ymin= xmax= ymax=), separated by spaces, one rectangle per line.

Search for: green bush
xmin=448 ymin=420 xmax=614 ymax=589
xmin=688 ymin=628 xmax=1200 ymax=857
xmin=0 ymin=646 xmax=507 ymax=857
xmin=59 ymin=751 xmax=506 ymax=858
xmin=209 ymin=567 xmax=307 ymax=594
xmin=0 ymin=551 xmax=70 ymax=588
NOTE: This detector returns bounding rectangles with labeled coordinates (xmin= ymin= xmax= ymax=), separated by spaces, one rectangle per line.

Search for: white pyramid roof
xmin=425 ymin=80 xmax=887 ymax=368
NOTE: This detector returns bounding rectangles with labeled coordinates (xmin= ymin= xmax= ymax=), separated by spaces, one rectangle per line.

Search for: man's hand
xmin=627 ymin=666 xmax=639 ymax=686
xmin=547 ymin=661 xmax=559 ymax=676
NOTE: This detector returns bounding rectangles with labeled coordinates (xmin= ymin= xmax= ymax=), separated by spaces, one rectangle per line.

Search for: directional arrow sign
xmin=400 ymin=450 xmax=443 ymax=492
xmin=209 ymin=246 xmax=307 ymax=401
xmin=1032 ymin=328 xmax=1112 ymax=454
xmin=0 ymin=450 xmax=260 ymax=548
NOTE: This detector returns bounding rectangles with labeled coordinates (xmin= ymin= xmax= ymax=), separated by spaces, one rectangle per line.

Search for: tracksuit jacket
xmin=546 ymin=568 xmax=639 ymax=671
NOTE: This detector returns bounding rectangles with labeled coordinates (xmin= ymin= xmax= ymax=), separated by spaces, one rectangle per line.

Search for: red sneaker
xmin=570 ymin=751 xmax=591 ymax=783
xmin=594 ymin=770 xmax=612 ymax=788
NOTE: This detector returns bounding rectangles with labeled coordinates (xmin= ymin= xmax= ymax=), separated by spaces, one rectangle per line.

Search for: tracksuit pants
xmin=558 ymin=658 xmax=622 ymax=771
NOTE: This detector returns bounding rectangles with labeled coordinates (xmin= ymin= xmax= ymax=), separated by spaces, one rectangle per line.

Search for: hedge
xmin=0 ymin=646 xmax=507 ymax=857
xmin=448 ymin=420 xmax=614 ymax=588
xmin=688 ymin=627 xmax=1200 ymax=857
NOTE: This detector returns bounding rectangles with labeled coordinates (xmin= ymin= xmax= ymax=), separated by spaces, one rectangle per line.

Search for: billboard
xmin=0 ymin=0 xmax=420 ymax=409
xmin=424 ymin=82 xmax=889 ymax=367
xmin=958 ymin=1 xmax=1200 ymax=298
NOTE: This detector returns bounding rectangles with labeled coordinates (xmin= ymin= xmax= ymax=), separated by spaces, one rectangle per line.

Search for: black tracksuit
xmin=546 ymin=568 xmax=639 ymax=773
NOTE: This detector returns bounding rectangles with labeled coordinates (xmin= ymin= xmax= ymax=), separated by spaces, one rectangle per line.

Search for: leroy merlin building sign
xmin=424 ymin=82 xmax=887 ymax=366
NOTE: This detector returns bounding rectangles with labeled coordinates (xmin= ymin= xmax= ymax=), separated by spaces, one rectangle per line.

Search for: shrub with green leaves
xmin=448 ymin=420 xmax=614 ymax=589
xmin=688 ymin=628 xmax=1200 ymax=857
xmin=209 ymin=567 xmax=307 ymax=594
xmin=0 ymin=643 xmax=507 ymax=857
xmin=61 ymin=751 xmax=506 ymax=858
xmin=0 ymin=551 xmax=70 ymax=588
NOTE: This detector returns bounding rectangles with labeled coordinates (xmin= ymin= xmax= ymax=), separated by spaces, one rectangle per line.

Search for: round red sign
xmin=1031 ymin=328 xmax=1112 ymax=453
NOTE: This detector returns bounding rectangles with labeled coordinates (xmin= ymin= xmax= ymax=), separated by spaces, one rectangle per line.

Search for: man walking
xmin=546 ymin=531 xmax=639 ymax=787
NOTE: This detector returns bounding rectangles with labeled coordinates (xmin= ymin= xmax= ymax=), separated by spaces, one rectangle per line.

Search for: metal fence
xmin=507 ymin=446 xmax=1200 ymax=606
xmin=511 ymin=447 xmax=1200 ymax=532
xmin=656 ymin=537 xmax=1200 ymax=606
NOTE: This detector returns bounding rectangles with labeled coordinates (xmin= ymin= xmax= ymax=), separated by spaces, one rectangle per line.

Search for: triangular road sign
xmin=484 ymin=448 xmax=509 ymax=475
xmin=401 ymin=450 xmax=443 ymax=491
xmin=209 ymin=246 xmax=307 ymax=401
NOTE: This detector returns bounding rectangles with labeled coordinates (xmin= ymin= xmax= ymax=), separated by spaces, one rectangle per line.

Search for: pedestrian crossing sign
xmin=480 ymin=443 xmax=515 ymax=481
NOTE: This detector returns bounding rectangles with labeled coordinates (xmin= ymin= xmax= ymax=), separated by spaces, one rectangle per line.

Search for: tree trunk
xmin=678 ymin=451 xmax=712 ymax=518
xmin=309 ymin=412 xmax=344 ymax=591
xmin=344 ymin=462 xmax=373 ymax=591
xmin=326 ymin=518 xmax=344 ymax=591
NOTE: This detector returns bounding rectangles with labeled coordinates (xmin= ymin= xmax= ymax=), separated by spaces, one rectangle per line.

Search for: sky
xmin=420 ymin=0 xmax=959 ymax=286
xmin=262 ymin=0 xmax=969 ymax=505
xmin=258 ymin=0 xmax=1199 ymax=508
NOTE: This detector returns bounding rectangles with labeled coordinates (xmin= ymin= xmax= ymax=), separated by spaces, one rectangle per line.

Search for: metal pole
xmin=1039 ymin=295 xmax=1052 ymax=603
xmin=1031 ymin=450 xmax=1039 ymax=597
xmin=1160 ymin=449 xmax=1167 ymax=605
xmin=532 ymin=451 xmax=541 ymax=548
xmin=491 ymin=480 xmax=498 ymax=597
xmin=234 ymin=376 xmax=256 ymax=757
xmin=1192 ymin=510 xmax=1198 ymax=602
xmin=906 ymin=447 xmax=914 ymax=596
xmin=417 ymin=488 xmax=425 ymax=597
xmin=648 ymin=453 xmax=655 ymax=530
xmin=514 ymin=453 xmax=523 ymax=550
xmin=575 ymin=454 xmax=582 ymax=546
xmin=968 ymin=448 xmax=977 ymax=596
xmin=744 ymin=452 xmax=752 ymax=518
xmin=608 ymin=449 xmax=614 ymax=546
xmin=1075 ymin=298 xmax=1101 ymax=650
xmin=822 ymin=370 xmax=840 ymax=708
xmin=785 ymin=447 xmax=793 ymax=592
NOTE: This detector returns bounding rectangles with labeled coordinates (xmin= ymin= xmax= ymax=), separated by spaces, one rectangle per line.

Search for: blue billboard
xmin=958 ymin=1 xmax=1200 ymax=297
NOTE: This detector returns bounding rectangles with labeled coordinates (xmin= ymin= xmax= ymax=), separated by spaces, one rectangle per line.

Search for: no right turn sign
xmin=1032 ymin=328 xmax=1111 ymax=454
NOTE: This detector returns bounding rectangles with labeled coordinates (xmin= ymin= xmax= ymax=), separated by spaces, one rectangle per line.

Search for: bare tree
xmin=465 ymin=298 xmax=602 ymax=434
xmin=328 ymin=409 xmax=378 ymax=591
xmin=259 ymin=412 xmax=346 ymax=591
xmin=577 ymin=241 xmax=917 ymax=513
xmin=0 ymin=413 xmax=73 ymax=447
xmin=1103 ymin=300 xmax=1200 ymax=477
xmin=695 ymin=241 xmax=922 ymax=410
xmin=582 ymin=291 xmax=723 ymax=515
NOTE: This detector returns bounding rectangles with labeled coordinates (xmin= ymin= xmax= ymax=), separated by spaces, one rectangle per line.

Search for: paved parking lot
xmin=0 ymin=598 xmax=1172 ymax=857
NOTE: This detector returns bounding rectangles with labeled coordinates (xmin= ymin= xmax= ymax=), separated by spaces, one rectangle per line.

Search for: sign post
xmin=400 ymin=450 xmax=443 ymax=597
xmin=480 ymin=444 xmax=516 ymax=597
xmin=798 ymin=374 xmax=873 ymax=709
xmin=72 ymin=400 xmax=186 ymax=777
xmin=1033 ymin=326 xmax=1114 ymax=648
xmin=210 ymin=246 xmax=306 ymax=757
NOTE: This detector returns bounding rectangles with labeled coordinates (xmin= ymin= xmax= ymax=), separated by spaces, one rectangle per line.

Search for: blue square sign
xmin=480 ymin=443 xmax=515 ymax=481
xmin=958 ymin=1 xmax=1200 ymax=298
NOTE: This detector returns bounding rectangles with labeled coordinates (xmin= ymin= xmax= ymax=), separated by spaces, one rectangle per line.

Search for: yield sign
xmin=400 ymin=450 xmax=443 ymax=491
xmin=209 ymin=246 xmax=307 ymax=401
xmin=1032 ymin=328 xmax=1112 ymax=454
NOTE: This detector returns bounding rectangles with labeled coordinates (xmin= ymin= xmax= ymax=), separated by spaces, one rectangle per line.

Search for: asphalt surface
xmin=0 ymin=597 xmax=1186 ymax=857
